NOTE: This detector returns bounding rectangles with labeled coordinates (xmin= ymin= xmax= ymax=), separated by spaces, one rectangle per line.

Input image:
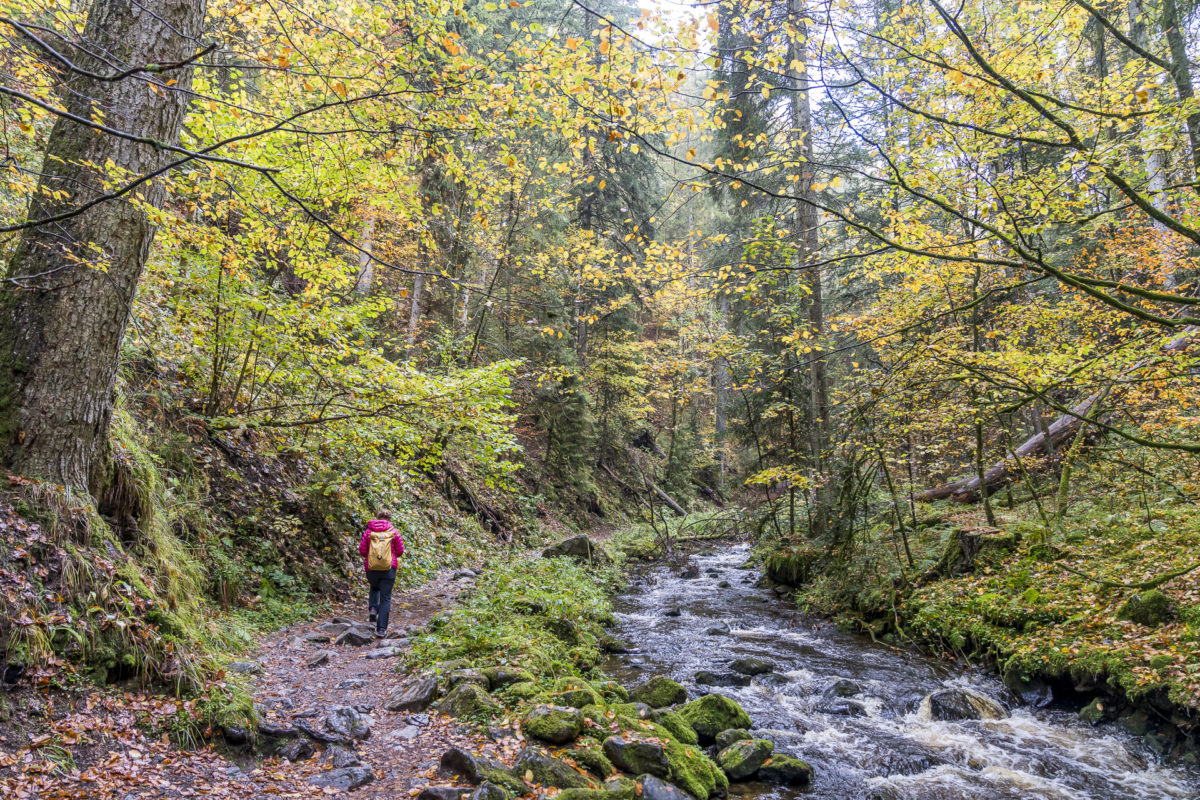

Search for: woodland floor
xmin=0 ymin=568 xmax=520 ymax=799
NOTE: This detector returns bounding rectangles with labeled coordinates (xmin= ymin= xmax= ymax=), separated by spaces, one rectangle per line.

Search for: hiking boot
xmin=368 ymin=611 xmax=377 ymax=624
xmin=374 ymin=630 xmax=386 ymax=639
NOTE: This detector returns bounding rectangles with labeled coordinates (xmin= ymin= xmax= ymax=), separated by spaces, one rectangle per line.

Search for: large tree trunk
xmin=0 ymin=0 xmax=206 ymax=492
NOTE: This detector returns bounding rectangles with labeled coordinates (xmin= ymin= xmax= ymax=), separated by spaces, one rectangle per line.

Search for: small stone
xmin=303 ymin=632 xmax=332 ymax=643
xmin=448 ymin=669 xmax=491 ymax=690
xmin=824 ymin=679 xmax=861 ymax=698
xmin=305 ymin=651 xmax=333 ymax=668
xmin=326 ymin=745 xmax=362 ymax=768
xmin=468 ymin=782 xmax=511 ymax=800
xmin=319 ymin=622 xmax=352 ymax=636
xmin=818 ymin=698 xmax=868 ymax=716
xmin=335 ymin=627 xmax=377 ymax=647
xmin=396 ymin=725 xmax=421 ymax=741
xmin=704 ymin=624 xmax=730 ymax=636
xmin=309 ymin=766 xmax=375 ymax=791
xmin=222 ymin=726 xmax=250 ymax=746
xmin=717 ymin=581 xmax=731 ymax=588
xmin=336 ymin=679 xmax=365 ymax=690
xmin=663 ymin=608 xmax=682 ymax=618
xmin=257 ymin=721 xmax=298 ymax=738
xmin=227 ymin=661 xmax=263 ymax=675
xmin=365 ymin=646 xmax=404 ymax=659
xmin=408 ymin=713 xmax=431 ymax=726
xmin=1079 ymin=698 xmax=1108 ymax=725
xmin=385 ymin=675 xmax=439 ymax=712
xmin=326 ymin=705 xmax=371 ymax=740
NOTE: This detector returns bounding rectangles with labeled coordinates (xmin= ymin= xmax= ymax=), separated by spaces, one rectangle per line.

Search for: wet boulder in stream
xmin=695 ymin=671 xmax=750 ymax=688
xmin=729 ymin=657 xmax=774 ymax=676
xmin=756 ymin=754 xmax=813 ymax=785
xmin=714 ymin=729 xmax=751 ymax=749
xmin=716 ymin=738 xmax=774 ymax=780
xmin=920 ymin=688 xmax=1006 ymax=721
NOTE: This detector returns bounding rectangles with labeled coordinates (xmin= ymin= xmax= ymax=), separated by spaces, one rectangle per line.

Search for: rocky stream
xmin=603 ymin=543 xmax=1200 ymax=800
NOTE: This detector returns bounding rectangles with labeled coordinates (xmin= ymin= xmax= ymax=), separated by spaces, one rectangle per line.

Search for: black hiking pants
xmin=366 ymin=568 xmax=396 ymax=634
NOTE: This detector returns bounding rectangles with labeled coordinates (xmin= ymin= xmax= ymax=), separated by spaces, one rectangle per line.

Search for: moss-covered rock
xmin=661 ymin=738 xmax=729 ymax=799
xmin=713 ymin=729 xmax=750 ymax=749
xmin=514 ymin=747 xmax=595 ymax=789
xmin=543 ymin=535 xmax=613 ymax=565
xmin=602 ymin=736 xmax=670 ymax=777
xmin=1078 ymin=697 xmax=1110 ymax=725
xmin=603 ymin=776 xmax=638 ymax=800
xmin=716 ymin=738 xmax=774 ymax=780
xmin=504 ymin=681 xmax=542 ymax=701
xmin=440 ymin=747 xmax=525 ymax=793
xmin=1118 ymin=590 xmax=1173 ymax=627
xmin=484 ymin=666 xmax=536 ymax=688
xmin=629 ymin=676 xmax=687 ymax=708
xmin=522 ymin=704 xmax=584 ymax=745
xmin=678 ymin=694 xmax=752 ymax=743
xmin=649 ymin=709 xmax=699 ymax=746
xmin=757 ymin=754 xmax=812 ymax=786
xmin=438 ymin=683 xmax=501 ymax=718
xmin=593 ymin=680 xmax=629 ymax=702
xmin=448 ymin=669 xmax=492 ymax=690
xmin=556 ymin=790 xmax=626 ymax=800
xmin=555 ymin=678 xmax=605 ymax=708
xmin=612 ymin=702 xmax=652 ymax=719
xmin=565 ymin=743 xmax=615 ymax=779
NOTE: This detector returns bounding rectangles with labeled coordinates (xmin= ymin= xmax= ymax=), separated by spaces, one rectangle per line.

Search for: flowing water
xmin=602 ymin=544 xmax=1199 ymax=800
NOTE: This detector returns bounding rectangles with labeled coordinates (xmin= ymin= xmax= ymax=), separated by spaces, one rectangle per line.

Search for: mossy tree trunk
xmin=0 ymin=0 xmax=206 ymax=492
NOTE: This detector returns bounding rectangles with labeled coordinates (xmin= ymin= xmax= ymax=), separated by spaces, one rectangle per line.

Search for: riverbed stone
xmin=663 ymin=608 xmax=683 ymax=617
xmin=714 ymin=729 xmax=751 ymax=749
xmin=554 ymin=678 xmax=605 ymax=708
xmin=716 ymin=738 xmax=774 ymax=780
xmin=638 ymin=776 xmax=693 ymax=800
xmin=1118 ymin=590 xmax=1173 ymax=627
xmin=679 ymin=694 xmax=753 ymax=743
xmin=522 ymin=705 xmax=584 ymax=744
xmin=543 ymin=535 xmax=612 ymax=565
xmin=729 ymin=657 xmax=773 ymax=676
xmin=696 ymin=671 xmax=751 ymax=688
xmin=818 ymin=698 xmax=868 ymax=716
xmin=824 ymin=679 xmax=861 ymax=698
xmin=921 ymin=688 xmax=1006 ymax=721
xmin=1079 ymin=697 xmax=1111 ymax=725
xmin=514 ymin=746 xmax=594 ymax=789
xmin=757 ymin=754 xmax=813 ymax=785
xmin=594 ymin=680 xmax=629 ymax=702
xmin=629 ymin=676 xmax=688 ymax=708
xmin=660 ymin=738 xmax=729 ymax=798
xmin=418 ymin=788 xmax=471 ymax=800
xmin=603 ymin=736 xmax=670 ymax=777
xmin=440 ymin=747 xmax=525 ymax=793
xmin=439 ymin=683 xmax=501 ymax=718
xmin=386 ymin=674 xmax=439 ymax=712
xmin=704 ymin=624 xmax=730 ymax=636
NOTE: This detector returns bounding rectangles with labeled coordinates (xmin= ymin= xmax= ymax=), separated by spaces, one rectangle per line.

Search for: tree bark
xmin=0 ymin=0 xmax=207 ymax=492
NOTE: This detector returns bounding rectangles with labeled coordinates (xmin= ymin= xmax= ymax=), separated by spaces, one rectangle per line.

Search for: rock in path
xmin=309 ymin=766 xmax=375 ymax=790
xmin=335 ymin=627 xmax=377 ymax=647
xmin=326 ymin=705 xmax=371 ymax=740
xmin=305 ymin=650 xmax=333 ymax=668
xmin=386 ymin=674 xmax=440 ymax=712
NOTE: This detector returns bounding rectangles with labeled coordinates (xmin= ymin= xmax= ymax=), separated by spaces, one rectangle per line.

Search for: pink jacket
xmin=359 ymin=520 xmax=404 ymax=571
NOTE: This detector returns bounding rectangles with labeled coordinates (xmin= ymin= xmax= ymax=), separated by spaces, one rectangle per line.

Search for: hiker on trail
xmin=359 ymin=510 xmax=404 ymax=637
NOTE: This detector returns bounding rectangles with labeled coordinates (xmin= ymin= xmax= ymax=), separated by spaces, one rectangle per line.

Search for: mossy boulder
xmin=661 ymin=739 xmax=729 ymax=799
xmin=514 ymin=747 xmax=595 ymax=789
xmin=440 ymin=747 xmax=524 ymax=794
xmin=603 ymin=776 xmax=638 ymax=799
xmin=593 ymin=680 xmax=629 ymax=702
xmin=468 ymin=784 xmax=511 ymax=800
xmin=1150 ymin=654 xmax=1173 ymax=670
xmin=504 ymin=681 xmax=542 ymax=701
xmin=522 ymin=705 xmax=584 ymax=745
xmin=484 ymin=667 xmax=536 ymax=688
xmin=557 ymin=790 xmax=627 ymax=800
xmin=716 ymin=738 xmax=774 ymax=780
xmin=439 ymin=684 xmax=500 ymax=718
xmin=629 ymin=676 xmax=687 ymax=708
xmin=713 ymin=729 xmax=750 ymax=749
xmin=935 ymin=527 xmax=1020 ymax=577
xmin=1118 ymin=590 xmax=1173 ymax=627
xmin=448 ymin=669 xmax=492 ymax=690
xmin=637 ymin=775 xmax=693 ymax=800
xmin=555 ymin=678 xmax=605 ymax=708
xmin=757 ymin=754 xmax=812 ymax=785
xmin=603 ymin=736 xmax=670 ymax=777
xmin=678 ymin=694 xmax=753 ymax=743
xmin=1079 ymin=697 xmax=1110 ymax=725
xmin=565 ymin=743 xmax=615 ymax=779
xmin=649 ymin=709 xmax=699 ymax=746
xmin=612 ymin=702 xmax=652 ymax=719
xmin=543 ymin=535 xmax=613 ymax=565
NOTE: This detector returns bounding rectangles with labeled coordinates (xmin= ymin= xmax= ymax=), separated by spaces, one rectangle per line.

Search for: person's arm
xmin=359 ymin=531 xmax=370 ymax=557
xmin=392 ymin=534 xmax=405 ymax=557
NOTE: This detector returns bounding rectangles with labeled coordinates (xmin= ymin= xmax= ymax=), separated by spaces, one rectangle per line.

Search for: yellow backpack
xmin=366 ymin=529 xmax=394 ymax=570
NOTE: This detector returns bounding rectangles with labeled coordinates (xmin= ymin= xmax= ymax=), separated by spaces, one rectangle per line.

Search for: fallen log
xmin=916 ymin=326 xmax=1196 ymax=504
